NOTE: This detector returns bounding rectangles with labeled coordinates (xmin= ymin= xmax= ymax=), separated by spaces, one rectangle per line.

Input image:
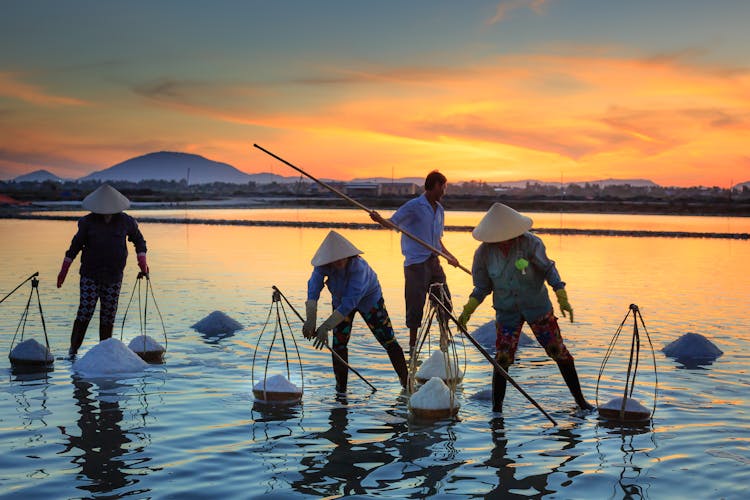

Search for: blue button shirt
xmin=307 ymin=256 xmax=383 ymax=316
xmin=389 ymin=193 xmax=444 ymax=266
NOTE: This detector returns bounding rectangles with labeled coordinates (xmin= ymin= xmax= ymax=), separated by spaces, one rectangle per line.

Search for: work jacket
xmin=307 ymin=256 xmax=382 ymax=317
xmin=65 ymin=212 xmax=147 ymax=283
xmin=470 ymin=232 xmax=565 ymax=326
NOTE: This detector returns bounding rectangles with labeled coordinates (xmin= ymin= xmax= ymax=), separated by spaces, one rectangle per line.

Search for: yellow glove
xmin=303 ymin=300 xmax=317 ymax=339
xmin=458 ymin=296 xmax=481 ymax=330
xmin=313 ymin=310 xmax=345 ymax=350
xmin=555 ymin=288 xmax=574 ymax=322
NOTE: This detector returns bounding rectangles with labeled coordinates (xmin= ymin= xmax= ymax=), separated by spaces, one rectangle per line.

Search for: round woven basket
xmin=9 ymin=355 xmax=53 ymax=367
xmin=253 ymin=389 xmax=303 ymax=405
xmin=415 ymin=375 xmax=462 ymax=385
xmin=410 ymin=405 xmax=459 ymax=420
xmin=598 ymin=407 xmax=651 ymax=423
xmin=133 ymin=350 xmax=165 ymax=363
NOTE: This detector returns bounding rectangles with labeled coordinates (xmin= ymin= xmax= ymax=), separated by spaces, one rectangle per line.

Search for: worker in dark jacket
xmin=57 ymin=184 xmax=148 ymax=357
xmin=458 ymin=203 xmax=593 ymax=412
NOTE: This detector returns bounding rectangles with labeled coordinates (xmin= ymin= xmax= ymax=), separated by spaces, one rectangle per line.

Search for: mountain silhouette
xmin=14 ymin=169 xmax=65 ymax=183
xmin=78 ymin=151 xmax=256 ymax=184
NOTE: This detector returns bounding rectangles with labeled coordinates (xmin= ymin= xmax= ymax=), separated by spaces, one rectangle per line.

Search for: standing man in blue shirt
xmin=304 ymin=231 xmax=409 ymax=393
xmin=370 ymin=171 xmax=459 ymax=356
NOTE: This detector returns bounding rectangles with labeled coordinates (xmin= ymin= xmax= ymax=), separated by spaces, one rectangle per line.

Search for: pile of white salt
xmin=128 ymin=335 xmax=165 ymax=353
xmin=9 ymin=338 xmax=54 ymax=364
xmin=410 ymin=377 xmax=459 ymax=411
xmin=73 ymin=338 xmax=148 ymax=377
xmin=191 ymin=311 xmax=243 ymax=335
xmin=416 ymin=349 xmax=464 ymax=382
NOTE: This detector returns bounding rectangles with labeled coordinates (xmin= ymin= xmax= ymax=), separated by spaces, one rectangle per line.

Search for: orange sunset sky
xmin=2 ymin=1 xmax=749 ymax=187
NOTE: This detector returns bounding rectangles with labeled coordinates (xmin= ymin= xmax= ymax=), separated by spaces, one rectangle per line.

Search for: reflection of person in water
xmin=292 ymin=403 xmax=406 ymax=496
xmin=485 ymin=418 xmax=586 ymax=497
xmin=58 ymin=379 xmax=132 ymax=495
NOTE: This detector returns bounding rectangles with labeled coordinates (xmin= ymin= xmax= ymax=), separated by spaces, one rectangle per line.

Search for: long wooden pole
xmin=254 ymin=144 xmax=472 ymax=275
xmin=272 ymin=286 xmax=377 ymax=392
xmin=429 ymin=293 xmax=558 ymax=425
xmin=0 ymin=272 xmax=39 ymax=305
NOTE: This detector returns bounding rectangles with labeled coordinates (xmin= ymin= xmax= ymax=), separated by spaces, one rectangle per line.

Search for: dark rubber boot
xmin=557 ymin=359 xmax=594 ymax=410
xmin=332 ymin=347 xmax=349 ymax=394
xmin=409 ymin=328 xmax=418 ymax=355
xmin=99 ymin=322 xmax=114 ymax=341
xmin=385 ymin=342 xmax=409 ymax=388
xmin=492 ymin=364 xmax=509 ymax=413
xmin=68 ymin=319 xmax=89 ymax=357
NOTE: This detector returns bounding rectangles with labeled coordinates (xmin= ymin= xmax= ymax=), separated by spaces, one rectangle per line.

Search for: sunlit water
xmin=1 ymin=211 xmax=749 ymax=499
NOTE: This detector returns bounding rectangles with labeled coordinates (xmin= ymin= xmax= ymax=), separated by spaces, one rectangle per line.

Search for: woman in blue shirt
xmin=304 ymin=231 xmax=408 ymax=393
xmin=457 ymin=203 xmax=593 ymax=412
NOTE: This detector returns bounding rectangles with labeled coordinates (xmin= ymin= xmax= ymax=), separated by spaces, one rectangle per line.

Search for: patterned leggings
xmin=495 ymin=311 xmax=574 ymax=366
xmin=332 ymin=297 xmax=398 ymax=349
xmin=75 ymin=276 xmax=122 ymax=327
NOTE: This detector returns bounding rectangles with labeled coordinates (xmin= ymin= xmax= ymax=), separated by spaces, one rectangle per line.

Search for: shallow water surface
xmin=1 ymin=215 xmax=749 ymax=498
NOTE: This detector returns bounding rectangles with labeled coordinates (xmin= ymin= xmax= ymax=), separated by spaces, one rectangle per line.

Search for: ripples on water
xmin=1 ymin=214 xmax=749 ymax=499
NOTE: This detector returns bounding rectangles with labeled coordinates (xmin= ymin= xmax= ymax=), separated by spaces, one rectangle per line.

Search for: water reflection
xmin=58 ymin=377 xmax=158 ymax=497
xmin=595 ymin=421 xmax=657 ymax=499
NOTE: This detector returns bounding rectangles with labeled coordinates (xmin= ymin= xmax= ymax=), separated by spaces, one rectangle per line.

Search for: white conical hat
xmin=82 ymin=184 xmax=130 ymax=214
xmin=311 ymin=230 xmax=363 ymax=266
xmin=472 ymin=203 xmax=533 ymax=242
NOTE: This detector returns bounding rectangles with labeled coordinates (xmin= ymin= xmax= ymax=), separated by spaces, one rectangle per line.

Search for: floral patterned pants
xmin=495 ymin=310 xmax=574 ymax=366
xmin=75 ymin=276 xmax=122 ymax=327
xmin=332 ymin=297 xmax=398 ymax=349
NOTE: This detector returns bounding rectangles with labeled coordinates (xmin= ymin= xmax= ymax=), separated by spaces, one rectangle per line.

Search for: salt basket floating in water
xmin=251 ymin=287 xmax=305 ymax=405
xmin=599 ymin=396 xmax=651 ymax=423
xmin=409 ymin=377 xmax=460 ymax=420
xmin=596 ymin=304 xmax=657 ymax=424
xmin=416 ymin=349 xmax=464 ymax=384
xmin=128 ymin=335 xmax=166 ymax=363
xmin=253 ymin=374 xmax=303 ymax=404
xmin=9 ymin=338 xmax=54 ymax=367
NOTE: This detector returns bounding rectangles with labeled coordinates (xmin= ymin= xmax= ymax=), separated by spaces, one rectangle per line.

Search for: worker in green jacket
xmin=458 ymin=203 xmax=593 ymax=412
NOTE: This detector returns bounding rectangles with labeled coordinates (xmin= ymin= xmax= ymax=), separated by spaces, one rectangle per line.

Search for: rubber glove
xmin=303 ymin=300 xmax=317 ymax=339
xmin=137 ymin=253 xmax=149 ymax=275
xmin=555 ymin=288 xmax=574 ymax=322
xmin=313 ymin=310 xmax=345 ymax=350
xmin=458 ymin=296 xmax=481 ymax=330
xmin=57 ymin=257 xmax=72 ymax=288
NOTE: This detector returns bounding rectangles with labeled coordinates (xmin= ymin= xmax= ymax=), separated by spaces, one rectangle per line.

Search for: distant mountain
xmin=246 ymin=172 xmax=311 ymax=184
xmin=78 ymin=151 xmax=254 ymax=184
xmin=489 ymin=178 xmax=658 ymax=188
xmin=734 ymin=180 xmax=750 ymax=190
xmin=14 ymin=169 xmax=65 ymax=183
xmin=352 ymin=176 xmax=423 ymax=185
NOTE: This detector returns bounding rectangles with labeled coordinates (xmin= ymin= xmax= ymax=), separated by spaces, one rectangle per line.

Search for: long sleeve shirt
xmin=389 ymin=193 xmax=444 ymax=266
xmin=64 ymin=212 xmax=147 ymax=283
xmin=307 ymin=256 xmax=383 ymax=317
xmin=470 ymin=232 xmax=565 ymax=326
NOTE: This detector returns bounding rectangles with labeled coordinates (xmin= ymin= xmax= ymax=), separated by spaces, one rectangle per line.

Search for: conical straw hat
xmin=82 ymin=184 xmax=130 ymax=214
xmin=472 ymin=203 xmax=533 ymax=242
xmin=311 ymin=230 xmax=363 ymax=266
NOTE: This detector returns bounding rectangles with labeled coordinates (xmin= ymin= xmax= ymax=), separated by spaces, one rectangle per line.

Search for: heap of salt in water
xmin=416 ymin=349 xmax=464 ymax=383
xmin=128 ymin=335 xmax=166 ymax=363
xmin=253 ymin=374 xmax=302 ymax=404
xmin=192 ymin=311 xmax=243 ymax=335
xmin=662 ymin=333 xmax=723 ymax=362
xmin=409 ymin=376 xmax=459 ymax=420
xmin=599 ymin=396 xmax=651 ymax=422
xmin=73 ymin=338 xmax=148 ymax=377
xmin=9 ymin=338 xmax=54 ymax=366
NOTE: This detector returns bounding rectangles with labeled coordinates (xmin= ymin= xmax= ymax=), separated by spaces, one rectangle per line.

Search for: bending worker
xmin=304 ymin=230 xmax=408 ymax=393
xmin=370 ymin=170 xmax=459 ymax=356
xmin=457 ymin=203 xmax=593 ymax=412
xmin=57 ymin=184 xmax=149 ymax=357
